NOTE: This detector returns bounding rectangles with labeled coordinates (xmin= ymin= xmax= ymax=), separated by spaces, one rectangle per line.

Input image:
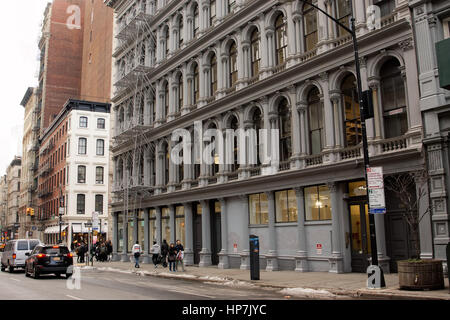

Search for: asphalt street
xmin=0 ymin=267 xmax=301 ymax=300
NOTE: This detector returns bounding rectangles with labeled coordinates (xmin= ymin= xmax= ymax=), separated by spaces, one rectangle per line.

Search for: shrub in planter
xmin=386 ymin=172 xmax=445 ymax=291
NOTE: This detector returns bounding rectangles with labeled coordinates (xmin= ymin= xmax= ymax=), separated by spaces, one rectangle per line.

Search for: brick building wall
xmin=80 ymin=0 xmax=113 ymax=103
xmin=41 ymin=0 xmax=85 ymax=132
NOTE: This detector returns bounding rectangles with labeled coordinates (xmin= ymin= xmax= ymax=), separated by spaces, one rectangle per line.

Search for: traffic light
xmin=30 ymin=208 xmax=34 ymax=216
xmin=26 ymin=208 xmax=31 ymax=216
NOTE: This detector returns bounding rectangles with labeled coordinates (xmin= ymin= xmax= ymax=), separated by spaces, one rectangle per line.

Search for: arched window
xmin=164 ymin=82 xmax=169 ymax=118
xmin=193 ymin=63 xmax=199 ymax=104
xmin=275 ymin=14 xmax=288 ymax=65
xmin=308 ymin=87 xmax=323 ymax=155
xmin=178 ymin=73 xmax=183 ymax=112
xmin=303 ymin=1 xmax=318 ymax=52
xmin=229 ymin=42 xmax=238 ymax=87
xmin=278 ymin=98 xmax=291 ymax=161
xmin=193 ymin=4 xmax=199 ymax=37
xmin=164 ymin=26 xmax=170 ymax=58
xmin=210 ymin=0 xmax=217 ymax=26
xmin=178 ymin=15 xmax=184 ymax=47
xmin=380 ymin=59 xmax=407 ymax=138
xmin=374 ymin=0 xmax=396 ymax=18
xmin=253 ymin=108 xmax=263 ymax=165
xmin=341 ymin=74 xmax=361 ymax=147
xmin=336 ymin=0 xmax=351 ymax=37
xmin=140 ymin=43 xmax=146 ymax=65
xmin=228 ymin=0 xmax=236 ymax=14
xmin=250 ymin=28 xmax=261 ymax=77
xmin=210 ymin=54 xmax=217 ymax=96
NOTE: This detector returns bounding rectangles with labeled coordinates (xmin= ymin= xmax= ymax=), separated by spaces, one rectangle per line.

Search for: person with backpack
xmin=132 ymin=241 xmax=142 ymax=268
xmin=160 ymin=239 xmax=169 ymax=268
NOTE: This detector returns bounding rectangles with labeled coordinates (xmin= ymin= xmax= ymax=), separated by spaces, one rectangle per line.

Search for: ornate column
xmin=319 ymin=72 xmax=336 ymax=163
xmin=239 ymin=194 xmax=250 ymax=270
xmin=294 ymin=187 xmax=308 ymax=271
xmin=353 ymin=0 xmax=367 ymax=34
xmin=293 ymin=13 xmax=304 ymax=55
xmin=316 ymin=0 xmax=330 ymax=54
xmin=121 ymin=211 xmax=129 ymax=262
xmin=169 ymin=205 xmax=176 ymax=244
xmin=328 ymin=182 xmax=344 ymax=273
xmin=329 ymin=91 xmax=342 ymax=149
xmin=143 ymin=208 xmax=151 ymax=263
xmin=155 ymin=206 xmax=162 ymax=245
xmin=297 ymin=101 xmax=308 ymax=158
xmin=265 ymin=191 xmax=279 ymax=271
xmin=199 ymin=200 xmax=212 ymax=267
xmin=218 ymin=198 xmax=229 ymax=269
xmin=259 ymin=14 xmax=271 ymax=79
xmin=183 ymin=203 xmax=194 ymax=265
xmin=112 ymin=212 xmax=120 ymax=261
xmin=285 ymin=2 xmax=296 ymax=67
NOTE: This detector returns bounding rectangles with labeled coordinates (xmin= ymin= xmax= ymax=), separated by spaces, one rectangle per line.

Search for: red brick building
xmin=37 ymin=111 xmax=69 ymax=244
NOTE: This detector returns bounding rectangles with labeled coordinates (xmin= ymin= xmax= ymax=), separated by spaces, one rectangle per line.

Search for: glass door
xmin=349 ymin=202 xmax=371 ymax=272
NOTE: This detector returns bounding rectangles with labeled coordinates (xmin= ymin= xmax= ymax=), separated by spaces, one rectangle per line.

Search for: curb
xmin=78 ymin=264 xmax=450 ymax=300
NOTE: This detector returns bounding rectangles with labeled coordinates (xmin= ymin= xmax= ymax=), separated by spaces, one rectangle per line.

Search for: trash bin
xmin=249 ymin=235 xmax=260 ymax=280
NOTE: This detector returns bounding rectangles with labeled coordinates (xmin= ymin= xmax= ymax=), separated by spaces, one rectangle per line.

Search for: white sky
xmin=0 ymin=0 xmax=50 ymax=174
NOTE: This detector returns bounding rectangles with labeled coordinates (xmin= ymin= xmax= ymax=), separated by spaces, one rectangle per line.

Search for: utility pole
xmin=298 ymin=0 xmax=385 ymax=287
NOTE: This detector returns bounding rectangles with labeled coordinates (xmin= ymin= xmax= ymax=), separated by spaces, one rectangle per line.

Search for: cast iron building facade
xmin=107 ymin=0 xmax=433 ymax=273
xmin=410 ymin=0 xmax=450 ymax=265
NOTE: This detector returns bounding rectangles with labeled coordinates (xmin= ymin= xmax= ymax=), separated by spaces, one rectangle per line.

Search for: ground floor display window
xmin=118 ymin=214 xmax=124 ymax=252
xmin=304 ymin=185 xmax=332 ymax=221
xmin=149 ymin=209 xmax=156 ymax=245
xmin=249 ymin=193 xmax=269 ymax=225
xmin=175 ymin=206 xmax=185 ymax=245
xmin=127 ymin=214 xmax=133 ymax=253
xmin=275 ymin=189 xmax=298 ymax=222
xmin=161 ymin=207 xmax=171 ymax=244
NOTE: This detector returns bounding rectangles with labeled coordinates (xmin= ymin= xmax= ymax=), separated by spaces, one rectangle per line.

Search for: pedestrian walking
xmin=106 ymin=240 xmax=113 ymax=261
xmin=167 ymin=243 xmax=177 ymax=272
xmin=132 ymin=241 xmax=142 ymax=268
xmin=161 ymin=239 xmax=169 ymax=268
xmin=175 ymin=239 xmax=185 ymax=272
xmin=151 ymin=241 xmax=160 ymax=268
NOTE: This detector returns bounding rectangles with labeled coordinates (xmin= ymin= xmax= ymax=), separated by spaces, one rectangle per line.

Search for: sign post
xmin=367 ymin=167 xmax=386 ymax=214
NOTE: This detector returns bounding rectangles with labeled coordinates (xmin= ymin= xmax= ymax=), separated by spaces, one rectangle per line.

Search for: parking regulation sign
xmin=367 ymin=167 xmax=386 ymax=214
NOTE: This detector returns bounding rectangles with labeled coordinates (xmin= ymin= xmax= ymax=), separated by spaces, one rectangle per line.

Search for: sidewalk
xmin=76 ymin=260 xmax=450 ymax=300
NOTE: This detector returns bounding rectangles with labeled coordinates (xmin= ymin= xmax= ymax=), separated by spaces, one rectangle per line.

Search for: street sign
xmin=316 ymin=243 xmax=323 ymax=255
xmin=59 ymin=207 xmax=64 ymax=215
xmin=367 ymin=167 xmax=386 ymax=214
xmin=85 ymin=222 xmax=92 ymax=227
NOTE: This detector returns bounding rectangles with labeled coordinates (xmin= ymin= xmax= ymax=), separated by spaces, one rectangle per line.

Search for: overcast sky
xmin=0 ymin=0 xmax=50 ymax=174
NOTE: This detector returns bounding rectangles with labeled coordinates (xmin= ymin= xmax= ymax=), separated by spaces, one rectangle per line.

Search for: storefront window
xmin=138 ymin=210 xmax=145 ymax=251
xmin=149 ymin=209 xmax=156 ymax=245
xmin=127 ymin=214 xmax=133 ymax=253
xmin=175 ymin=206 xmax=185 ymax=245
xmin=305 ymin=185 xmax=332 ymax=221
xmin=161 ymin=207 xmax=171 ymax=244
xmin=348 ymin=181 xmax=367 ymax=197
xmin=275 ymin=189 xmax=298 ymax=222
xmin=118 ymin=214 xmax=123 ymax=252
xmin=249 ymin=193 xmax=268 ymax=225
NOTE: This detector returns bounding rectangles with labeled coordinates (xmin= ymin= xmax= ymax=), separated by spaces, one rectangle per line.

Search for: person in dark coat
xmin=175 ymin=240 xmax=185 ymax=272
xmin=167 ymin=243 xmax=177 ymax=272
xmin=160 ymin=239 xmax=169 ymax=267
xmin=106 ymin=240 xmax=113 ymax=261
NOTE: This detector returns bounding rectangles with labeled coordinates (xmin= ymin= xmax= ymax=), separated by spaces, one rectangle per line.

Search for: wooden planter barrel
xmin=398 ymin=260 xmax=444 ymax=290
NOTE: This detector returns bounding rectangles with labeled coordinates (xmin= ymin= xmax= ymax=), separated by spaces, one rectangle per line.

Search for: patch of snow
xmin=279 ymin=287 xmax=336 ymax=298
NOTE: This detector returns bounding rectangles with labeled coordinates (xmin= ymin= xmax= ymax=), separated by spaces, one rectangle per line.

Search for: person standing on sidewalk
xmin=151 ymin=241 xmax=160 ymax=268
xmin=106 ymin=240 xmax=113 ymax=261
xmin=175 ymin=240 xmax=185 ymax=272
xmin=167 ymin=243 xmax=177 ymax=272
xmin=161 ymin=239 xmax=169 ymax=268
xmin=132 ymin=241 xmax=142 ymax=268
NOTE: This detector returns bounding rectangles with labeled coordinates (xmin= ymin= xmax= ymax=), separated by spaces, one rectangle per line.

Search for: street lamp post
xmin=298 ymin=0 xmax=385 ymax=287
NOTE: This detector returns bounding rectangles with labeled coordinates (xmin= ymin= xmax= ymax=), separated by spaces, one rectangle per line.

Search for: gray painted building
xmin=106 ymin=0 xmax=434 ymax=273
xmin=410 ymin=0 xmax=450 ymax=265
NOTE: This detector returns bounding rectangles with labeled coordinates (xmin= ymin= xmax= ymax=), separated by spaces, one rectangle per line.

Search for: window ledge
xmin=304 ymin=220 xmax=332 ymax=226
xmin=275 ymin=222 xmax=297 ymax=227
xmin=248 ymin=224 xmax=268 ymax=228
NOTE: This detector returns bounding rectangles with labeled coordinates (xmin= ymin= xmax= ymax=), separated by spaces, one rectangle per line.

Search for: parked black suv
xmin=25 ymin=245 xmax=73 ymax=279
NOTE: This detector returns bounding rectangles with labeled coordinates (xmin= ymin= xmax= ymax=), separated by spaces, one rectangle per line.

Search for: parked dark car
xmin=24 ymin=245 xmax=73 ymax=279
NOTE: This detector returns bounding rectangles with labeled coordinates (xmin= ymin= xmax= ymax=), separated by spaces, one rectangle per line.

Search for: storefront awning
xmin=44 ymin=225 xmax=68 ymax=234
xmin=71 ymin=224 xmax=90 ymax=234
